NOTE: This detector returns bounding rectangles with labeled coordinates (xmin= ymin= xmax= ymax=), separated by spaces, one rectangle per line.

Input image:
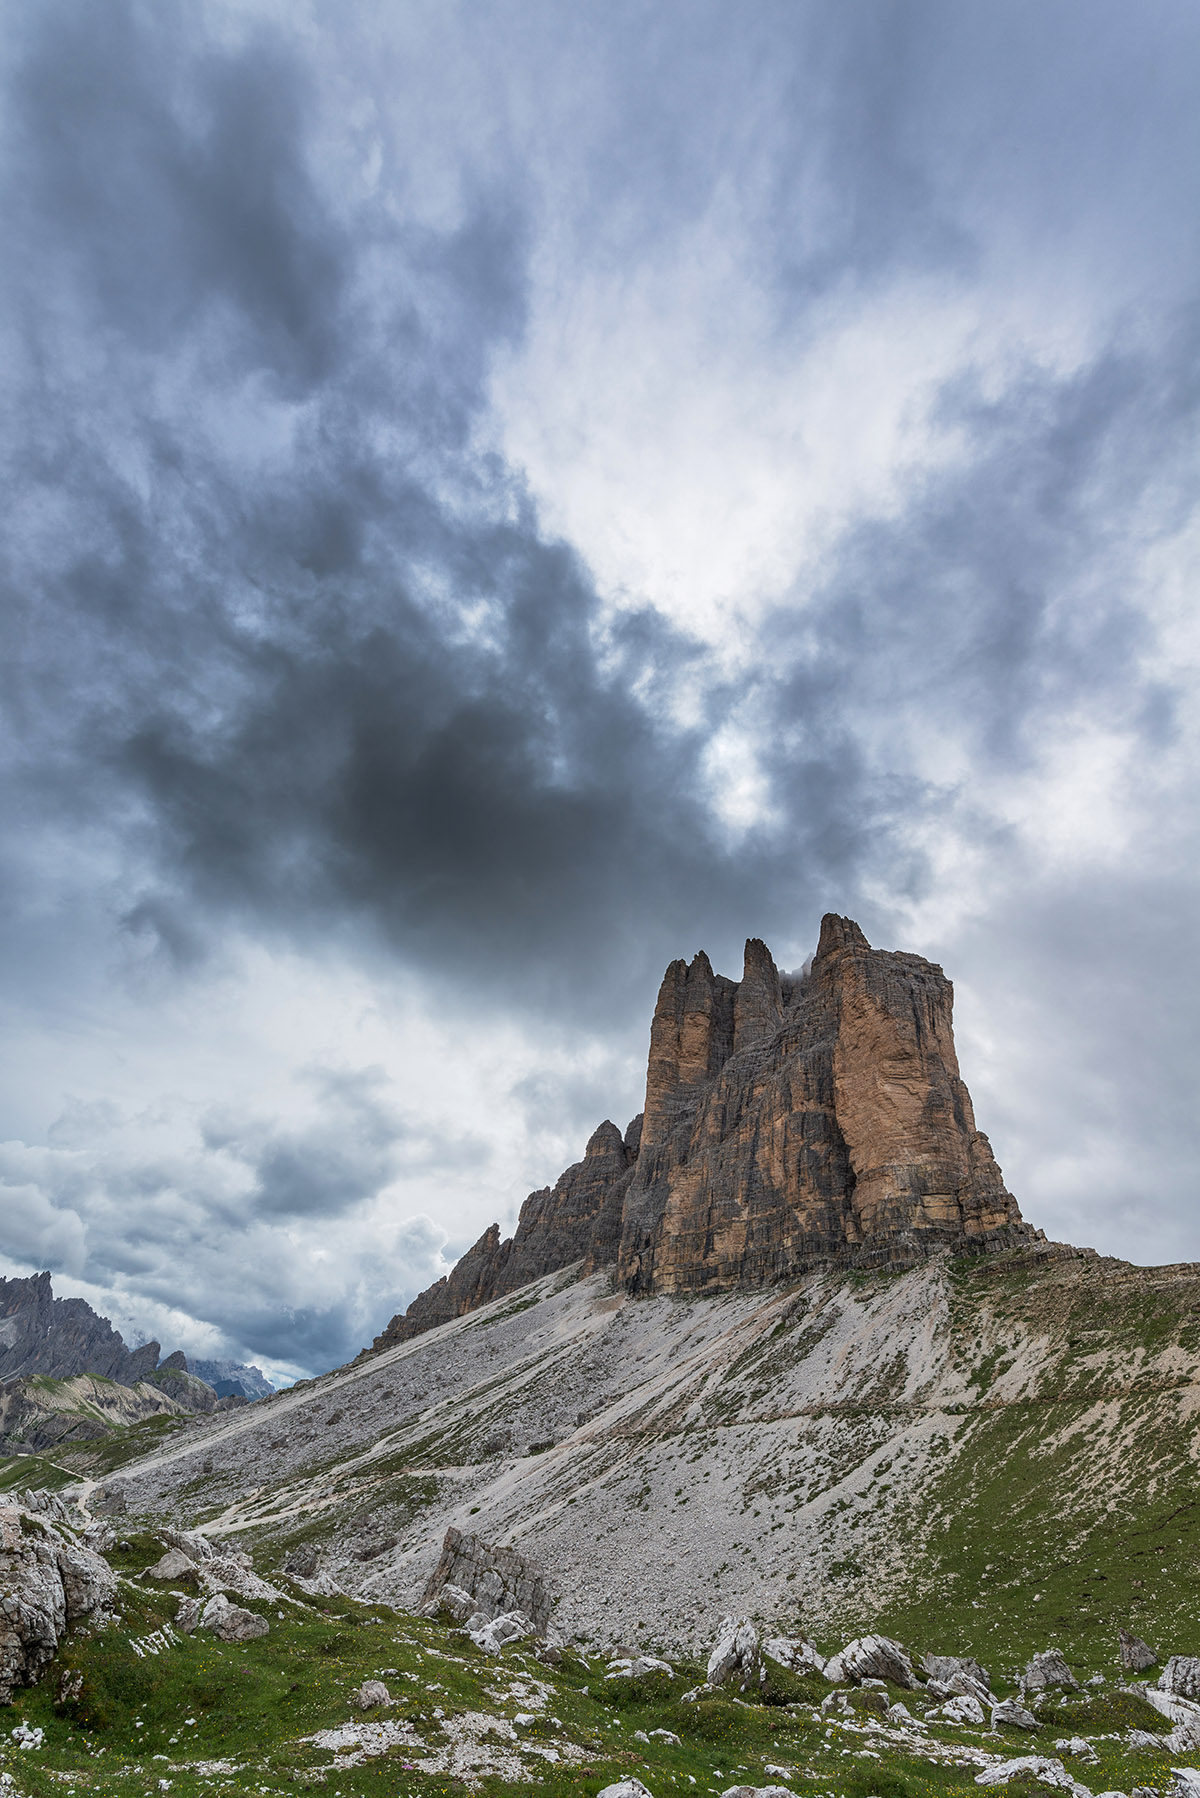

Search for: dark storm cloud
xmin=6 ymin=0 xmax=1195 ymax=1023
xmin=0 ymin=0 xmax=889 ymax=1021
xmin=762 ymin=337 xmax=1190 ymax=761
xmin=9 ymin=6 xmax=345 ymax=384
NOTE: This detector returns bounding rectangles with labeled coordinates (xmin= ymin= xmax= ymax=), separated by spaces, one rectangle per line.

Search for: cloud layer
xmin=2 ymin=0 xmax=1200 ymax=1373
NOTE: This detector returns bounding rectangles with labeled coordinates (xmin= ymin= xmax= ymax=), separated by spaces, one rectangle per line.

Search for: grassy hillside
xmin=5 ymin=1245 xmax=1200 ymax=1795
xmin=0 ymin=1552 xmax=1194 ymax=1798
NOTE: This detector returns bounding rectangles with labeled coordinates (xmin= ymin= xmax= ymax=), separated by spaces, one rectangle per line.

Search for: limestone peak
xmin=370 ymin=916 xmax=1031 ymax=1350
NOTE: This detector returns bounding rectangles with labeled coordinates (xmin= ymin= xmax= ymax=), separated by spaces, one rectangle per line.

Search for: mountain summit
xmin=375 ymin=914 xmax=1034 ymax=1348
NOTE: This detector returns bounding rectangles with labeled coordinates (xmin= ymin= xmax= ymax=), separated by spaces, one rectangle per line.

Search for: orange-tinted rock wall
xmin=370 ymin=916 xmax=1031 ymax=1347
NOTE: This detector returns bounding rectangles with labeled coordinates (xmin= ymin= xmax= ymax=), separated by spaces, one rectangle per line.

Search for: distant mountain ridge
xmin=0 ymin=1272 xmax=272 ymax=1451
xmin=190 ymin=1358 xmax=274 ymax=1402
xmin=0 ymin=1271 xmax=163 ymax=1386
xmin=373 ymin=913 xmax=1036 ymax=1349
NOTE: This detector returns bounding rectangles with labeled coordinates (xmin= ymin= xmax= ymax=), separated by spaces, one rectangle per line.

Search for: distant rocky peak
xmin=0 ymin=1271 xmax=152 ymax=1387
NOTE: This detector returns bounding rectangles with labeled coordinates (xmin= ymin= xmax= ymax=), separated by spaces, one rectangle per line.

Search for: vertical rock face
xmin=733 ymin=937 xmax=784 ymax=1056
xmin=642 ymin=953 xmax=738 ymax=1149
xmin=0 ymin=1499 xmax=116 ymax=1702
xmin=421 ymin=1527 xmax=553 ymax=1632
xmin=618 ymin=914 xmax=1024 ymax=1295
xmin=370 ymin=916 xmax=1031 ymax=1347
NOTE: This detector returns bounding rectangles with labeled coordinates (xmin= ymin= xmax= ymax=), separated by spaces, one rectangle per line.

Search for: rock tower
xmin=371 ymin=915 xmax=1031 ymax=1348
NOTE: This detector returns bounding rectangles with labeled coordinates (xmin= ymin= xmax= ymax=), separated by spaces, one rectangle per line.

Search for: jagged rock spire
xmin=371 ymin=914 xmax=1030 ymax=1348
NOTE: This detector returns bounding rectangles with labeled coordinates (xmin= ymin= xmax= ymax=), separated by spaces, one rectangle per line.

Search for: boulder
xmin=468 ymin=1610 xmax=532 ymax=1654
xmin=762 ymin=1635 xmax=826 ymax=1676
xmin=991 ymin=1699 xmax=1040 ymax=1731
xmin=54 ymin=1540 xmax=117 ymax=1620
xmin=1171 ymin=1771 xmax=1200 ymax=1798
xmin=942 ymin=1694 xmax=987 ymax=1725
xmin=354 ymin=1680 xmax=390 ymax=1710
xmin=175 ymin=1597 xmax=202 ymax=1635
xmin=1161 ymin=1659 xmax=1200 ymax=1702
xmin=1055 ymin=1737 xmax=1098 ymax=1763
xmin=159 ymin=1531 xmax=281 ymax=1605
xmin=1120 ymin=1630 xmax=1157 ymax=1673
xmin=1022 ymin=1650 xmax=1079 ymax=1693
xmin=422 ymin=1528 xmax=552 ymax=1633
xmin=202 ymin=1554 xmax=282 ymax=1604
xmin=925 ymin=1653 xmax=992 ymax=1700
xmin=1136 ymin=1684 xmax=1200 ymax=1752
xmin=708 ymin=1616 xmax=760 ymax=1687
xmin=144 ymin=1548 xmax=198 ymax=1583
xmin=162 ymin=1529 xmax=216 ymax=1562
xmin=825 ymin=1634 xmax=917 ymax=1689
xmin=429 ymin=1582 xmax=475 ymax=1623
xmin=975 ymin=1756 xmax=1092 ymax=1797
xmin=597 ymin=1783 xmax=655 ymax=1798
xmin=199 ymin=1594 xmax=269 ymax=1642
xmin=606 ymin=1654 xmax=674 ymax=1679
xmin=721 ymin=1789 xmax=795 ymax=1798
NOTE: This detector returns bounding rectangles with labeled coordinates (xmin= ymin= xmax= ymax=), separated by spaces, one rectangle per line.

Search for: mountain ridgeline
xmin=375 ymin=913 xmax=1035 ymax=1349
xmin=0 ymin=1272 xmax=274 ymax=1452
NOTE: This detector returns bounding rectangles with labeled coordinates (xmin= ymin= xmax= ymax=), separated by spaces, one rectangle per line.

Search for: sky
xmin=2 ymin=0 xmax=1200 ymax=1383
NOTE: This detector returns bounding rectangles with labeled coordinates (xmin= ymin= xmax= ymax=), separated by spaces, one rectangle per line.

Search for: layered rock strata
xmin=373 ymin=916 xmax=1031 ymax=1348
xmin=422 ymin=1527 xmax=553 ymax=1633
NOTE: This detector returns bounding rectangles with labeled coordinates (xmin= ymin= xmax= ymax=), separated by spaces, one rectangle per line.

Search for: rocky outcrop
xmin=198 ymin=1593 xmax=269 ymax=1641
xmin=1021 ymin=1649 xmax=1078 ymax=1692
xmin=619 ymin=917 xmax=1026 ymax=1296
xmin=0 ymin=1500 xmax=116 ymax=1703
xmin=372 ymin=916 xmax=1033 ymax=1346
xmin=371 ymin=1120 xmax=638 ymax=1349
xmin=824 ymin=1633 xmax=917 ymax=1688
xmin=1120 ymin=1628 xmax=1157 ymax=1672
xmin=422 ymin=1527 xmax=553 ymax=1634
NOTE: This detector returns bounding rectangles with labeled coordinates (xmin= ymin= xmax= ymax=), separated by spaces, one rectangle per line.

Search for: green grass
xmin=1 ymin=1553 xmax=1196 ymax=1798
xmin=0 ymin=1452 xmax=80 ymax=1492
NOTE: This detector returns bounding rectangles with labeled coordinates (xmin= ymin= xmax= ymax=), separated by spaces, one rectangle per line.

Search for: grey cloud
xmin=1 ymin=0 xmax=886 ymax=1019
xmin=13 ymin=0 xmax=1190 ymax=1035
xmin=46 ymin=1099 xmax=124 ymax=1150
xmin=11 ymin=4 xmax=345 ymax=382
xmin=202 ymin=1065 xmax=487 ymax=1220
